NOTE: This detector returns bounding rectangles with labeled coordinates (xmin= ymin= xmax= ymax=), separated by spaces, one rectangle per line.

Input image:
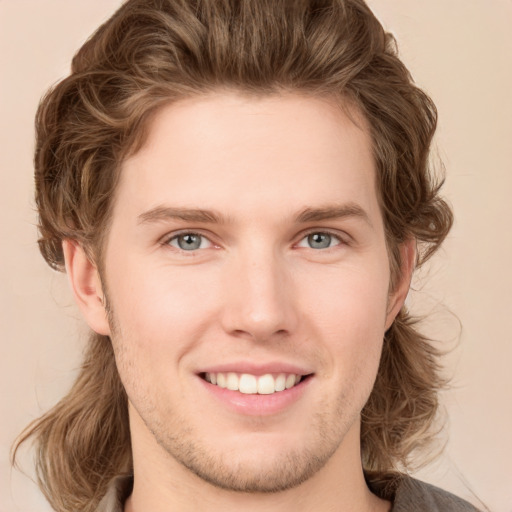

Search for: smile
xmin=203 ymin=372 xmax=305 ymax=395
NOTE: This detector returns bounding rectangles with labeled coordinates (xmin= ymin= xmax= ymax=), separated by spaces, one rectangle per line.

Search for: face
xmin=98 ymin=92 xmax=404 ymax=492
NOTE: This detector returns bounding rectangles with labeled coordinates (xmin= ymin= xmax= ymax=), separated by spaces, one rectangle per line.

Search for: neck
xmin=124 ymin=411 xmax=390 ymax=512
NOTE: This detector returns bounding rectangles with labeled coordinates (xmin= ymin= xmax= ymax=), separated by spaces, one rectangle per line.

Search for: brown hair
xmin=13 ymin=0 xmax=453 ymax=510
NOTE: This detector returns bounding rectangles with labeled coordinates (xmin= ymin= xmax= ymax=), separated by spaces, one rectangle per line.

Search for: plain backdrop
xmin=1 ymin=1 xmax=511 ymax=511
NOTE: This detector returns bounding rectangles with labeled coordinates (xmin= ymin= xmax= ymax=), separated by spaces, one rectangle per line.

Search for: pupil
xmin=179 ymin=234 xmax=200 ymax=250
xmin=309 ymin=233 xmax=331 ymax=249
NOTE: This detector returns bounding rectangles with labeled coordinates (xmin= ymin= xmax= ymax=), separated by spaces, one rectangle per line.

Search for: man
xmin=13 ymin=0 xmax=481 ymax=510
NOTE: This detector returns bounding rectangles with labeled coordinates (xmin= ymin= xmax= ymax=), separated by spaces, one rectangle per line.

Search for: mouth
xmin=200 ymin=372 xmax=312 ymax=395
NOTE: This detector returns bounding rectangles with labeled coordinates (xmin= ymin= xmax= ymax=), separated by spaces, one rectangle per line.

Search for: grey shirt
xmin=96 ymin=474 xmax=481 ymax=511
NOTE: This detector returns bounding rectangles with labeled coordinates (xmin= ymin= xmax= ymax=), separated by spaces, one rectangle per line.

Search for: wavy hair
xmin=13 ymin=0 xmax=453 ymax=510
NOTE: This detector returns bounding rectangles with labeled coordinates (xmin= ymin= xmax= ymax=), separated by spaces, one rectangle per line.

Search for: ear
xmin=62 ymin=239 xmax=111 ymax=336
xmin=384 ymin=238 xmax=416 ymax=330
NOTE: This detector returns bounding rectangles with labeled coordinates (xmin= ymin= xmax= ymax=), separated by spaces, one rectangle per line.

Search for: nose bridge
xmin=221 ymin=242 xmax=297 ymax=341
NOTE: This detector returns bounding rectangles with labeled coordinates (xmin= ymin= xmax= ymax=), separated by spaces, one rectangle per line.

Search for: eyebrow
xmin=294 ymin=203 xmax=372 ymax=226
xmin=138 ymin=206 xmax=226 ymax=225
xmin=137 ymin=202 xmax=372 ymax=227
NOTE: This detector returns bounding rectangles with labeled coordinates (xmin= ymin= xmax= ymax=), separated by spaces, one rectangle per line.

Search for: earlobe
xmin=384 ymin=238 xmax=416 ymax=330
xmin=62 ymin=239 xmax=111 ymax=336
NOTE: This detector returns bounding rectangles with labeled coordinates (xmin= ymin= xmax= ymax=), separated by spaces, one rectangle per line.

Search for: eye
xmin=167 ymin=233 xmax=212 ymax=251
xmin=297 ymin=232 xmax=342 ymax=250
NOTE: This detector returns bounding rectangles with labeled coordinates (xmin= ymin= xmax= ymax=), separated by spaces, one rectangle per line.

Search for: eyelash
xmin=162 ymin=229 xmax=348 ymax=254
xmin=163 ymin=231 xmax=214 ymax=252
xmin=297 ymin=230 xmax=346 ymax=249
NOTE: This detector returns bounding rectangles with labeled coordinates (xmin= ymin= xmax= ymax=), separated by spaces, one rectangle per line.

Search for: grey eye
xmin=170 ymin=233 xmax=207 ymax=251
xmin=297 ymin=232 xmax=342 ymax=250
xmin=307 ymin=233 xmax=332 ymax=249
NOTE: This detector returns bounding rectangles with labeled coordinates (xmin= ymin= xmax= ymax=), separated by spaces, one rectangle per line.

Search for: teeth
xmin=286 ymin=374 xmax=296 ymax=389
xmin=275 ymin=374 xmax=286 ymax=391
xmin=226 ymin=372 xmax=238 ymax=391
xmin=257 ymin=374 xmax=275 ymax=394
xmin=239 ymin=373 xmax=257 ymax=394
xmin=204 ymin=372 xmax=305 ymax=394
xmin=216 ymin=373 xmax=227 ymax=388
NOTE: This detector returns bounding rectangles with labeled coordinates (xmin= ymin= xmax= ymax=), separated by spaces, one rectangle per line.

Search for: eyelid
xmin=160 ymin=230 xmax=218 ymax=251
xmin=158 ymin=227 xmax=351 ymax=252
xmin=295 ymin=228 xmax=351 ymax=248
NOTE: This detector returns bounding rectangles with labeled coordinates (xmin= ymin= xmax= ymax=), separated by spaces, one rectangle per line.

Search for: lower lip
xmin=198 ymin=375 xmax=312 ymax=416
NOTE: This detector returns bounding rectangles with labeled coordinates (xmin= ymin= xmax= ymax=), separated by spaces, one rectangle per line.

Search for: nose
xmin=220 ymin=248 xmax=299 ymax=342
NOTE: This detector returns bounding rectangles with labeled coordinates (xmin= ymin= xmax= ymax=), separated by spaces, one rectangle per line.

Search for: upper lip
xmin=197 ymin=361 xmax=313 ymax=376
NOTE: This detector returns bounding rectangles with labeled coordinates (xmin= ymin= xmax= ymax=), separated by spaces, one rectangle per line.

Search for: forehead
xmin=116 ymin=92 xmax=380 ymax=226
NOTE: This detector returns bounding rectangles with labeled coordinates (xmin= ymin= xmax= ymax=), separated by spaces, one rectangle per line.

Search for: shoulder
xmin=392 ymin=476 xmax=482 ymax=512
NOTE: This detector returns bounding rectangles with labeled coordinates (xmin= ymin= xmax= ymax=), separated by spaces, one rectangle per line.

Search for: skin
xmin=64 ymin=92 xmax=414 ymax=512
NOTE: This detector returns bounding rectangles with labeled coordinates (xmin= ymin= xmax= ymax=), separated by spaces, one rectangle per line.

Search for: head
xmin=18 ymin=0 xmax=452 ymax=510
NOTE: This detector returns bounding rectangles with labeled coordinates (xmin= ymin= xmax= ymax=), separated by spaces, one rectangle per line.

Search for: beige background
xmin=1 ymin=1 xmax=510 ymax=511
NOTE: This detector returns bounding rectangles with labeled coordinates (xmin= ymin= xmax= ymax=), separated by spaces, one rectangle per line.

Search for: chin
xmin=152 ymin=405 xmax=354 ymax=494
xmin=173 ymin=441 xmax=336 ymax=493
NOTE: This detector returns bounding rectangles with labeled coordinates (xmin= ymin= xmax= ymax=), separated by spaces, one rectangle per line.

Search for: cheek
xmin=107 ymin=260 xmax=222 ymax=351
xmin=299 ymin=259 xmax=390 ymax=373
xmin=106 ymin=269 xmax=218 ymax=404
xmin=300 ymin=259 xmax=390 ymax=330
